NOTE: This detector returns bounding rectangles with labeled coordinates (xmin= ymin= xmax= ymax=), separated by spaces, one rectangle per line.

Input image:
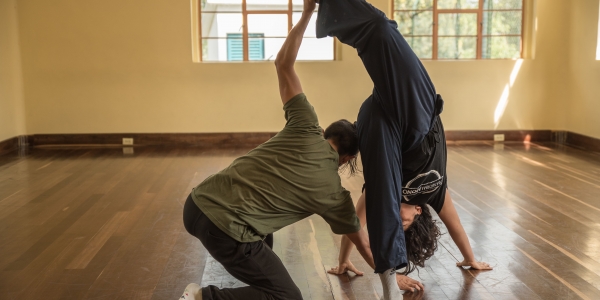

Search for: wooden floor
xmin=1 ymin=142 xmax=599 ymax=300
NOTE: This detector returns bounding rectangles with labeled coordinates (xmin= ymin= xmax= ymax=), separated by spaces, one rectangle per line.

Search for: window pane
xmin=483 ymin=11 xmax=522 ymax=35
xmin=483 ymin=0 xmax=522 ymax=10
xmin=245 ymin=37 xmax=333 ymax=61
xmin=438 ymin=13 xmax=477 ymax=36
xmin=437 ymin=0 xmax=479 ymax=9
xmin=394 ymin=0 xmax=433 ymax=10
xmin=292 ymin=0 xmax=307 ymax=12
xmin=292 ymin=12 xmax=319 ymax=37
xmin=394 ymin=11 xmax=433 ymax=36
xmin=201 ymin=0 xmax=242 ymax=12
xmin=202 ymin=38 xmax=237 ymax=61
xmin=202 ymin=13 xmax=243 ymax=38
xmin=438 ymin=37 xmax=476 ymax=59
xmin=482 ymin=36 xmax=520 ymax=59
xmin=261 ymin=38 xmax=286 ymax=61
xmin=406 ymin=36 xmax=433 ymax=59
xmin=246 ymin=0 xmax=288 ymax=10
xmin=248 ymin=14 xmax=289 ymax=37
xmin=297 ymin=37 xmax=335 ymax=60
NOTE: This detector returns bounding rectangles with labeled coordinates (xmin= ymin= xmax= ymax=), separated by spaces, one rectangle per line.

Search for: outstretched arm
xmin=344 ymin=229 xmax=375 ymax=270
xmin=330 ymin=192 xmax=368 ymax=274
xmin=438 ymin=190 xmax=492 ymax=270
xmin=274 ymin=0 xmax=315 ymax=105
xmin=328 ymin=192 xmax=424 ymax=292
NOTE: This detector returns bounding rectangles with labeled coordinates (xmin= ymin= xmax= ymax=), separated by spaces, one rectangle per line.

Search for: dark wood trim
xmin=29 ymin=133 xmax=278 ymax=148
xmin=559 ymin=131 xmax=600 ymax=152
xmin=0 ymin=135 xmax=30 ymax=155
xmin=445 ymin=130 xmax=552 ymax=142
xmin=3 ymin=130 xmax=596 ymax=154
xmin=0 ymin=136 xmax=19 ymax=155
xmin=29 ymin=130 xmax=552 ymax=147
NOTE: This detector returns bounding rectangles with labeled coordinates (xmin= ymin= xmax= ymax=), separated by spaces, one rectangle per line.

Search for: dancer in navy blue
xmin=316 ymin=0 xmax=441 ymax=295
xmin=319 ymin=0 xmax=492 ymax=295
xmin=317 ymin=0 xmax=441 ymax=272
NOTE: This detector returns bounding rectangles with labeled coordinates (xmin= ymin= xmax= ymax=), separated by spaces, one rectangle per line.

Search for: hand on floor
xmin=327 ymin=260 xmax=364 ymax=276
xmin=396 ymin=274 xmax=424 ymax=292
xmin=456 ymin=260 xmax=493 ymax=270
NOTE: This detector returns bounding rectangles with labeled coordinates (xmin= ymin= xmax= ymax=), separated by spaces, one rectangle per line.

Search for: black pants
xmin=183 ymin=195 xmax=302 ymax=300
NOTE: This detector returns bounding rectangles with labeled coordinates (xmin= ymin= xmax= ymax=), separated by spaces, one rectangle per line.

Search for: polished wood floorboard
xmin=0 ymin=143 xmax=599 ymax=300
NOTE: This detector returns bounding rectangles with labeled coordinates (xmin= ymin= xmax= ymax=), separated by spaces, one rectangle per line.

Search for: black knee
xmin=182 ymin=194 xmax=200 ymax=235
xmin=278 ymin=286 xmax=303 ymax=300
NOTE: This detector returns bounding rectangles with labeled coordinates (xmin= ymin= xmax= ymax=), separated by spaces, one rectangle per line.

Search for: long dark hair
xmin=400 ymin=205 xmax=442 ymax=275
xmin=324 ymin=119 xmax=359 ymax=176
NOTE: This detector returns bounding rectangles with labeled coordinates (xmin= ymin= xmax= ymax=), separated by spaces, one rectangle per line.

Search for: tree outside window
xmin=393 ymin=0 xmax=523 ymax=60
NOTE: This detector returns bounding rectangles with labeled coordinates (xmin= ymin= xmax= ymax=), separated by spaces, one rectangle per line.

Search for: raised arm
xmin=274 ymin=0 xmax=315 ymax=105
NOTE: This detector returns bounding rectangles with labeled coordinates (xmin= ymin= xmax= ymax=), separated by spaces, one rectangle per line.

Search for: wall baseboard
xmin=0 ymin=136 xmax=29 ymax=156
xmin=2 ymin=130 xmax=599 ymax=155
xmin=29 ymin=132 xmax=278 ymax=148
xmin=0 ymin=136 xmax=19 ymax=155
xmin=558 ymin=131 xmax=600 ymax=152
xmin=445 ymin=130 xmax=552 ymax=142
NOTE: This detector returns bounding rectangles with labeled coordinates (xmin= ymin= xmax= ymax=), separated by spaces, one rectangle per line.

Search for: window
xmin=392 ymin=0 xmax=523 ymax=59
xmin=199 ymin=0 xmax=334 ymax=62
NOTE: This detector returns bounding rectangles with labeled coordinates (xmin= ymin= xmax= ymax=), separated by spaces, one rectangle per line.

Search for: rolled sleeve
xmin=283 ymin=93 xmax=322 ymax=135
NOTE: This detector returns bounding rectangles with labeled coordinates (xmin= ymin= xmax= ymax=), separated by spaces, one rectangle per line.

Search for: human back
xmin=191 ymin=93 xmax=357 ymax=243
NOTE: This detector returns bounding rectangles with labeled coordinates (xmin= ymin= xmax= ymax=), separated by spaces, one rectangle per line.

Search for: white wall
xmin=0 ymin=0 xmax=26 ymax=142
xmin=567 ymin=0 xmax=600 ymax=139
xmin=5 ymin=0 xmax=591 ymax=139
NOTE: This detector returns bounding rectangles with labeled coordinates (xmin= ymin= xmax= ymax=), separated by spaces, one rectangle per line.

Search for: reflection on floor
xmin=0 ymin=142 xmax=599 ymax=299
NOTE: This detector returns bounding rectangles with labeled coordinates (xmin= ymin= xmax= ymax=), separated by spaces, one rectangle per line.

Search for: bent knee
xmin=276 ymin=286 xmax=303 ymax=300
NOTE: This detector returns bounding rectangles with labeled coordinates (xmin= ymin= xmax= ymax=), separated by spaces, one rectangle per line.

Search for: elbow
xmin=274 ymin=53 xmax=293 ymax=71
xmin=274 ymin=56 xmax=280 ymax=68
xmin=274 ymin=52 xmax=284 ymax=69
xmin=276 ymin=62 xmax=294 ymax=74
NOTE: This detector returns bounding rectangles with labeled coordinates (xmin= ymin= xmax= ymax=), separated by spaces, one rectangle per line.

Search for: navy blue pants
xmin=317 ymin=0 xmax=440 ymax=273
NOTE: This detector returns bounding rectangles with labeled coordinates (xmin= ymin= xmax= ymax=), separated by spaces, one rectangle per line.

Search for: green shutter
xmin=227 ymin=33 xmax=264 ymax=61
xmin=248 ymin=33 xmax=264 ymax=61
xmin=226 ymin=33 xmax=243 ymax=61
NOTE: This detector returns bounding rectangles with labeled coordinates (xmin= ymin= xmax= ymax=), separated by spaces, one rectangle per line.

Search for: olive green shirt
xmin=191 ymin=93 xmax=360 ymax=243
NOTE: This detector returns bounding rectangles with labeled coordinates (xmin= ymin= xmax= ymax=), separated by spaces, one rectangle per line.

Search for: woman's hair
xmin=324 ymin=119 xmax=359 ymax=176
xmin=400 ymin=205 xmax=442 ymax=275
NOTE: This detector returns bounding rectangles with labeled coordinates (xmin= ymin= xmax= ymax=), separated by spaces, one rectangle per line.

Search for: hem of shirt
xmin=331 ymin=221 xmax=362 ymax=234
xmin=332 ymin=225 xmax=361 ymax=235
xmin=190 ymin=192 xmax=262 ymax=243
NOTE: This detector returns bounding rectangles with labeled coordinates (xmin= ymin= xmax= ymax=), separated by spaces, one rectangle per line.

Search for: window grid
xmin=392 ymin=0 xmax=524 ymax=60
xmin=199 ymin=0 xmax=333 ymax=62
